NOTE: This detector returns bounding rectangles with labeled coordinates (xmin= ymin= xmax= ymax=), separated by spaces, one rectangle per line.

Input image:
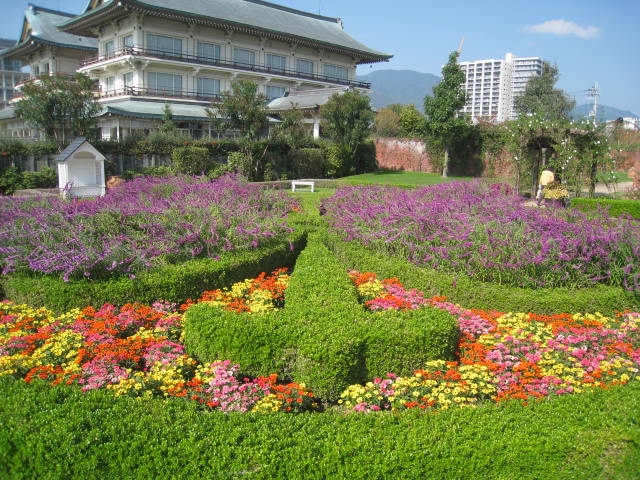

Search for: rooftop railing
xmin=81 ymin=46 xmax=371 ymax=89
xmin=98 ymin=85 xmax=222 ymax=103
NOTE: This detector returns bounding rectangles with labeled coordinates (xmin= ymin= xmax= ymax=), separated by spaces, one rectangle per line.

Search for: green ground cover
xmin=337 ymin=169 xmax=474 ymax=186
xmin=1 ymin=174 xmax=639 ymax=478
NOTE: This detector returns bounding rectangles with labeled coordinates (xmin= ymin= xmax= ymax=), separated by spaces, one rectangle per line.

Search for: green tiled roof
xmin=267 ymin=87 xmax=348 ymax=111
xmin=99 ymin=99 xmax=211 ymax=121
xmin=2 ymin=5 xmax=97 ymax=59
xmin=61 ymin=0 xmax=391 ymax=63
xmin=0 ymin=105 xmax=16 ymax=120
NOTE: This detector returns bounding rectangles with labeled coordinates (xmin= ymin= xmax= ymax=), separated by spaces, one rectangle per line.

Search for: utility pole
xmin=587 ymin=82 xmax=599 ymax=125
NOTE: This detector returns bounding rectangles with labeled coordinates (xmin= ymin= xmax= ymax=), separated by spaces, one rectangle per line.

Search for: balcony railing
xmin=81 ymin=46 xmax=371 ymax=89
xmin=99 ymin=86 xmax=222 ymax=103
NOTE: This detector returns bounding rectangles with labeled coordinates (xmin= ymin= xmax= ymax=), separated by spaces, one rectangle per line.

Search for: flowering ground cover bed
xmin=2 ymin=269 xmax=637 ymax=415
xmin=0 ymin=175 xmax=297 ymax=281
xmin=321 ymin=181 xmax=640 ymax=291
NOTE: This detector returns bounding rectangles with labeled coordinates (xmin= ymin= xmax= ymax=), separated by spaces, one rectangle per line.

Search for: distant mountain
xmin=358 ymin=69 xmax=639 ymax=121
xmin=357 ymin=69 xmax=439 ymax=112
xmin=570 ymin=104 xmax=639 ymax=122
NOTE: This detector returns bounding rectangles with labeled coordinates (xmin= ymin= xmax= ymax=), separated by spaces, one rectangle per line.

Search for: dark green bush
xmin=571 ymin=197 xmax=640 ymax=219
xmin=2 ymin=376 xmax=638 ymax=480
xmin=185 ymin=233 xmax=458 ymax=401
xmin=0 ymin=166 xmax=23 ymax=195
xmin=289 ymin=148 xmax=329 ymax=178
xmin=2 ymin=230 xmax=306 ymax=312
xmin=171 ymin=146 xmax=210 ymax=175
xmin=326 ymin=233 xmax=639 ymax=315
xmin=20 ymin=166 xmax=58 ymax=189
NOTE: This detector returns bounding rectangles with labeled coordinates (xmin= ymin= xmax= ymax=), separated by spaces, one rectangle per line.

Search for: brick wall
xmin=373 ymin=137 xmax=436 ymax=173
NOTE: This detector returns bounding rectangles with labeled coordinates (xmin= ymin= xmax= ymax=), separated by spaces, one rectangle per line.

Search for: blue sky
xmin=2 ymin=0 xmax=639 ymax=115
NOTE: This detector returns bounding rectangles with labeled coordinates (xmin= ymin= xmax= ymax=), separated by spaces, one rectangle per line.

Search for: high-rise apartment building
xmin=459 ymin=53 xmax=543 ymax=123
xmin=0 ymin=39 xmax=28 ymax=109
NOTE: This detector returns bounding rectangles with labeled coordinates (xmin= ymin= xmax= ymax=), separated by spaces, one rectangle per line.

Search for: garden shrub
xmin=184 ymin=232 xmax=459 ymax=401
xmin=2 ymin=375 xmax=638 ymax=480
xmin=2 ymin=229 xmax=306 ymax=312
xmin=171 ymin=146 xmax=210 ymax=175
xmin=0 ymin=166 xmax=23 ymax=195
xmin=571 ymin=197 xmax=640 ymax=219
xmin=327 ymin=234 xmax=639 ymax=315
xmin=289 ymin=148 xmax=329 ymax=178
xmin=20 ymin=166 xmax=58 ymax=189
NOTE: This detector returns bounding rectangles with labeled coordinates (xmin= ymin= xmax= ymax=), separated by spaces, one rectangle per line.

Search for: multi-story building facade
xmin=459 ymin=53 xmax=543 ymax=123
xmin=1 ymin=0 xmax=390 ymax=140
xmin=0 ymin=5 xmax=98 ymax=138
xmin=0 ymin=39 xmax=29 ymax=109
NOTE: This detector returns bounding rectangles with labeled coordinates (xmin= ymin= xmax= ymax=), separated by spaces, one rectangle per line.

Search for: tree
xmin=159 ymin=103 xmax=177 ymax=136
xmin=206 ymin=80 xmax=268 ymax=140
xmin=271 ymin=107 xmax=310 ymax=149
xmin=321 ymin=89 xmax=374 ymax=176
xmin=14 ymin=73 xmax=100 ymax=145
xmin=514 ymin=62 xmax=575 ymax=122
xmin=374 ymin=107 xmax=401 ymax=137
xmin=399 ymin=104 xmax=427 ymax=138
xmin=423 ymin=51 xmax=468 ymax=177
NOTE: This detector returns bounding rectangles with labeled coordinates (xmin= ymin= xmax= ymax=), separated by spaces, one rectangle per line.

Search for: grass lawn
xmin=337 ymin=169 xmax=474 ymax=186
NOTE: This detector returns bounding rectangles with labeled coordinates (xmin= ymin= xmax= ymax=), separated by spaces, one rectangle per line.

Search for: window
xmin=266 ymin=54 xmax=286 ymax=72
xmin=42 ymin=63 xmax=50 ymax=74
xmin=120 ymin=34 xmax=133 ymax=49
xmin=147 ymin=34 xmax=182 ymax=56
xmin=197 ymin=42 xmax=221 ymax=62
xmin=297 ymin=59 xmax=314 ymax=76
xmin=103 ymin=40 xmax=115 ymax=57
xmin=33 ymin=65 xmax=39 ymax=75
xmin=123 ymin=72 xmax=133 ymax=88
xmin=323 ymin=63 xmax=348 ymax=81
xmin=148 ymin=72 xmax=182 ymax=95
xmin=266 ymin=85 xmax=285 ymax=101
xmin=197 ymin=77 xmax=220 ymax=98
xmin=233 ymin=48 xmax=255 ymax=67
xmin=105 ymin=76 xmax=115 ymax=93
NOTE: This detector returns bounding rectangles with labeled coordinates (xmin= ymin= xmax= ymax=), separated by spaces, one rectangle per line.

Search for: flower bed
xmin=2 ymin=269 xmax=638 ymax=415
xmin=320 ymin=181 xmax=640 ymax=291
xmin=0 ymin=175 xmax=298 ymax=281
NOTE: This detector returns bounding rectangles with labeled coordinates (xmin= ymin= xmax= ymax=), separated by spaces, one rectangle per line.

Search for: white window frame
xmin=197 ymin=77 xmax=220 ymax=98
xmin=296 ymin=58 xmax=314 ymax=76
xmin=148 ymin=72 xmax=183 ymax=95
xmin=266 ymin=53 xmax=286 ymax=72
xmin=103 ymin=39 xmax=115 ymax=57
xmin=265 ymin=85 xmax=286 ymax=101
xmin=233 ymin=47 xmax=256 ymax=67
xmin=323 ymin=63 xmax=348 ymax=81
xmin=197 ymin=41 xmax=221 ymax=62
xmin=147 ymin=34 xmax=182 ymax=56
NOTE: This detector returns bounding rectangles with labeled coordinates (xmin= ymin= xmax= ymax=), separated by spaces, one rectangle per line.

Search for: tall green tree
xmin=321 ymin=89 xmax=374 ymax=176
xmin=14 ymin=73 xmax=100 ymax=145
xmin=399 ymin=104 xmax=427 ymax=138
xmin=374 ymin=107 xmax=401 ymax=137
xmin=206 ymin=80 xmax=267 ymax=140
xmin=514 ymin=62 xmax=575 ymax=122
xmin=159 ymin=103 xmax=177 ymax=136
xmin=423 ymin=51 xmax=468 ymax=177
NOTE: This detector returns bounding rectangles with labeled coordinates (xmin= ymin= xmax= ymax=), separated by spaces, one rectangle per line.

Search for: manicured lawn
xmin=337 ymin=169 xmax=474 ymax=186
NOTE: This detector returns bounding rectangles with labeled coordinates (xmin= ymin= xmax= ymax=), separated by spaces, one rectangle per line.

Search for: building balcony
xmin=98 ymin=86 xmax=222 ymax=103
xmin=80 ymin=47 xmax=371 ymax=89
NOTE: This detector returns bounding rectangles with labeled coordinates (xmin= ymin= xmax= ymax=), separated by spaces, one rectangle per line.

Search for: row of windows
xmin=102 ymin=72 xmax=287 ymax=100
xmin=102 ymin=34 xmax=348 ymax=80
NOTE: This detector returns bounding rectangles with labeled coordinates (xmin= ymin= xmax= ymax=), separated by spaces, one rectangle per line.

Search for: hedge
xmin=184 ymin=232 xmax=459 ymax=401
xmin=571 ymin=197 xmax=640 ymax=219
xmin=325 ymin=233 xmax=640 ymax=315
xmin=1 ymin=230 xmax=306 ymax=313
xmin=2 ymin=376 xmax=638 ymax=480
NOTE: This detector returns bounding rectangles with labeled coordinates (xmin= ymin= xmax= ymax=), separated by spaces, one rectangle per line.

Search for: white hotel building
xmin=459 ymin=53 xmax=543 ymax=123
xmin=0 ymin=0 xmax=391 ymax=140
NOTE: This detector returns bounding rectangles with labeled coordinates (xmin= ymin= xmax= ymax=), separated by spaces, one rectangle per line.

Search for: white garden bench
xmin=291 ymin=181 xmax=315 ymax=192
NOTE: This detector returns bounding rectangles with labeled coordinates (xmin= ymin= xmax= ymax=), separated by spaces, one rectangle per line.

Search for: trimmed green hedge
xmin=1 ymin=231 xmax=306 ymax=313
xmin=571 ymin=197 xmax=640 ymax=219
xmin=326 ymin=233 xmax=640 ymax=315
xmin=185 ymin=232 xmax=459 ymax=401
xmin=2 ymin=376 xmax=638 ymax=479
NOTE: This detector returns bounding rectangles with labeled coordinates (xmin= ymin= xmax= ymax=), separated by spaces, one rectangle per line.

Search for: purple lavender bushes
xmin=321 ymin=181 xmax=640 ymax=291
xmin=0 ymin=175 xmax=298 ymax=281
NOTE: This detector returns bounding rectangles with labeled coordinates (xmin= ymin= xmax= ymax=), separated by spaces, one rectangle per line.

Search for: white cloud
xmin=524 ymin=19 xmax=601 ymax=39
